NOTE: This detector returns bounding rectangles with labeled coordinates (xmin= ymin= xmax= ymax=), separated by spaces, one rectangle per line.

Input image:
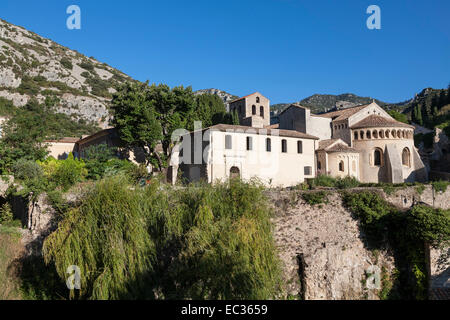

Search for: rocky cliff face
xmin=0 ymin=19 xmax=132 ymax=128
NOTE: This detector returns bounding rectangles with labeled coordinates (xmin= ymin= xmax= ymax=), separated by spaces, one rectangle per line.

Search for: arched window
xmin=373 ymin=130 xmax=378 ymax=139
xmin=354 ymin=132 xmax=358 ymax=140
xmin=366 ymin=130 xmax=372 ymax=139
xmin=397 ymin=130 xmax=402 ymax=138
xmin=252 ymin=105 xmax=256 ymax=115
xmin=402 ymin=148 xmax=411 ymax=167
xmin=385 ymin=130 xmax=390 ymax=138
xmin=339 ymin=161 xmax=344 ymax=172
xmin=374 ymin=148 xmax=382 ymax=166
xmin=256 ymin=97 xmax=260 ymax=103
xmin=266 ymin=138 xmax=271 ymax=152
xmin=260 ymin=106 xmax=264 ymax=118
xmin=318 ymin=161 xmax=322 ymax=170
xmin=379 ymin=130 xmax=384 ymax=138
xmin=230 ymin=166 xmax=240 ymax=179
xmin=391 ymin=130 xmax=396 ymax=138
xmin=360 ymin=131 xmax=364 ymax=139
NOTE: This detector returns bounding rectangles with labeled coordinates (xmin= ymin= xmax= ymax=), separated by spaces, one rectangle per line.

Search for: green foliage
xmin=43 ymin=177 xmax=281 ymax=300
xmin=388 ymin=110 xmax=408 ymax=124
xmin=110 ymin=82 xmax=164 ymax=170
xmin=343 ymin=191 xmax=450 ymax=299
xmin=407 ymin=205 xmax=450 ymax=245
xmin=193 ymin=94 xmax=227 ymax=127
xmin=0 ymin=97 xmax=16 ymax=116
xmin=302 ymin=191 xmax=328 ymax=205
xmin=78 ymin=61 xmax=95 ymax=71
xmin=38 ymin=154 xmax=87 ymax=191
xmin=414 ymin=132 xmax=435 ymax=149
xmin=0 ymin=203 xmax=13 ymax=224
xmin=0 ymin=100 xmax=98 ymax=173
xmin=432 ymin=180 xmax=449 ymax=193
xmin=60 ymin=57 xmax=73 ymax=70
xmin=308 ymin=175 xmax=360 ymax=189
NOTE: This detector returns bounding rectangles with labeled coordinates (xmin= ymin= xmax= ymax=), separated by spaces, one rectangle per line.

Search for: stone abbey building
xmin=174 ymin=92 xmax=427 ymax=186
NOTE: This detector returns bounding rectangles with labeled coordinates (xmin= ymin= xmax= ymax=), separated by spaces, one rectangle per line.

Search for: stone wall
xmin=269 ymin=185 xmax=450 ymax=300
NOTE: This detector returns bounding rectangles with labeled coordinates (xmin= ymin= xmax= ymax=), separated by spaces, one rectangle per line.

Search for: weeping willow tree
xmin=43 ymin=176 xmax=281 ymax=300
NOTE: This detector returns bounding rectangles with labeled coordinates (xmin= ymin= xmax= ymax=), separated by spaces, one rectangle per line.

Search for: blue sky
xmin=0 ymin=0 xmax=449 ymax=104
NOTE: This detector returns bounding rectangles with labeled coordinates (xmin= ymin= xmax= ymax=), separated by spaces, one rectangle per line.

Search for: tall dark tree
xmin=193 ymin=94 xmax=227 ymax=128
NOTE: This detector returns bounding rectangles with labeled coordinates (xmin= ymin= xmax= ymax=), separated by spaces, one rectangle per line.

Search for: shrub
xmin=0 ymin=203 xmax=13 ymax=224
xmin=12 ymin=159 xmax=44 ymax=181
xmin=335 ymin=176 xmax=360 ymax=189
xmin=50 ymin=154 xmax=87 ymax=191
xmin=60 ymin=57 xmax=73 ymax=70
xmin=39 ymin=154 xmax=87 ymax=191
xmin=432 ymin=180 xmax=449 ymax=193
xmin=302 ymin=191 xmax=328 ymax=205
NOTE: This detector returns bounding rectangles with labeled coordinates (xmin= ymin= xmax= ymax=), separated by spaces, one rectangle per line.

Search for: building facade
xmin=173 ymin=124 xmax=319 ymax=187
xmin=176 ymin=95 xmax=428 ymax=186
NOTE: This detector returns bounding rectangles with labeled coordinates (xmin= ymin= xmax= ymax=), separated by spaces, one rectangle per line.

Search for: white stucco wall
xmin=207 ymin=130 xmax=316 ymax=187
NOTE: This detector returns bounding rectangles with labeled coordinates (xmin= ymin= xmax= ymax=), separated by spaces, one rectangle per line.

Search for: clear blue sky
xmin=0 ymin=0 xmax=449 ymax=104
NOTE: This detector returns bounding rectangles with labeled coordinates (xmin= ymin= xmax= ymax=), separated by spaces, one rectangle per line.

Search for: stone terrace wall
xmin=268 ymin=185 xmax=450 ymax=300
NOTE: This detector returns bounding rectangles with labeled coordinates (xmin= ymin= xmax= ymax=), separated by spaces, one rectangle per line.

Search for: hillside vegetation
xmin=0 ymin=18 xmax=131 ymax=128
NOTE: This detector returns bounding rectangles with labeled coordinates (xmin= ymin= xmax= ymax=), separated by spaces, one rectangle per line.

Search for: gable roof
xmin=315 ymin=104 xmax=370 ymax=121
xmin=317 ymin=138 xmax=358 ymax=153
xmin=278 ymin=103 xmax=310 ymax=117
xmin=229 ymin=92 xmax=265 ymax=104
xmin=350 ymin=115 xmax=414 ymax=129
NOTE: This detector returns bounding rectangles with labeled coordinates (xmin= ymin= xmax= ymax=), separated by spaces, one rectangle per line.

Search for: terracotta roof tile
xmin=316 ymin=104 xmax=369 ymax=121
xmin=351 ymin=115 xmax=414 ymax=129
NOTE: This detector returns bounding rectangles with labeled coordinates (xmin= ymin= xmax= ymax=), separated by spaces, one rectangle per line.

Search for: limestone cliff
xmin=0 ymin=18 xmax=133 ymax=128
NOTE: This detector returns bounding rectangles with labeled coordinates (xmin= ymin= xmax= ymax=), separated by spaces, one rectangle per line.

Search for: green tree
xmin=388 ymin=110 xmax=408 ymax=124
xmin=110 ymin=82 xmax=164 ymax=170
xmin=0 ymin=101 xmax=48 ymax=172
xmin=193 ymin=94 xmax=227 ymax=127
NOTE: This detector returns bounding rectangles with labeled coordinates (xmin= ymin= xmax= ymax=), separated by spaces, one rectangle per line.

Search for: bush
xmin=432 ymin=180 xmax=449 ymax=193
xmin=308 ymin=175 xmax=361 ymax=189
xmin=0 ymin=203 xmax=13 ymax=224
xmin=60 ymin=57 xmax=73 ymax=70
xmin=38 ymin=154 xmax=87 ymax=191
xmin=302 ymin=191 xmax=328 ymax=205
xmin=12 ymin=159 xmax=43 ymax=181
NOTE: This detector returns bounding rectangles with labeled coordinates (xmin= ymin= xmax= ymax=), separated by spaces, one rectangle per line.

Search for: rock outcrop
xmin=0 ymin=18 xmax=132 ymax=128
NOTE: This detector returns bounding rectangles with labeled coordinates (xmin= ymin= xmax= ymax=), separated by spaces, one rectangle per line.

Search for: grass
xmin=0 ymin=222 xmax=23 ymax=300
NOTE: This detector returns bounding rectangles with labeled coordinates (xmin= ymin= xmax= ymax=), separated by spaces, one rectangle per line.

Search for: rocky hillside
xmin=0 ymin=18 xmax=132 ymax=128
xmin=194 ymin=88 xmax=238 ymax=104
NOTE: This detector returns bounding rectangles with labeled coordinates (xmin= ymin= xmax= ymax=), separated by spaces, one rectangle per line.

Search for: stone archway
xmin=230 ymin=166 xmax=241 ymax=179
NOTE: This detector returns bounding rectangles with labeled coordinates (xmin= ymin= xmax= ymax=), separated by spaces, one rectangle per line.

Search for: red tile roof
xmin=351 ymin=115 xmax=414 ymax=129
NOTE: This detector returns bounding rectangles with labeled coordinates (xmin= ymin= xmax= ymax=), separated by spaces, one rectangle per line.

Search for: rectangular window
xmin=225 ymin=135 xmax=232 ymax=149
xmin=297 ymin=141 xmax=303 ymax=154
xmin=266 ymin=138 xmax=271 ymax=152
xmin=304 ymin=166 xmax=312 ymax=176
xmin=246 ymin=136 xmax=253 ymax=151
xmin=281 ymin=139 xmax=287 ymax=153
